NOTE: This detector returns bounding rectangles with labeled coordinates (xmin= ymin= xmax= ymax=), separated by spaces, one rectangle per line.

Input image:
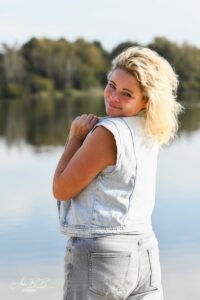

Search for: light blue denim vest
xmin=57 ymin=116 xmax=159 ymax=237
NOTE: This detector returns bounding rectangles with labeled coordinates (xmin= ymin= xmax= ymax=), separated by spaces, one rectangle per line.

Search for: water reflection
xmin=0 ymin=94 xmax=104 ymax=147
xmin=0 ymin=97 xmax=199 ymax=147
xmin=179 ymin=102 xmax=200 ymax=134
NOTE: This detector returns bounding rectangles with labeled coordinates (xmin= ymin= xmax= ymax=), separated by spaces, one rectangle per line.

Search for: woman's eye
xmin=122 ymin=92 xmax=132 ymax=97
xmin=108 ymin=83 xmax=115 ymax=89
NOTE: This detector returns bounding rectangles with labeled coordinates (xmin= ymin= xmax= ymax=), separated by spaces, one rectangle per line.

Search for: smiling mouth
xmin=108 ymin=104 xmax=121 ymax=110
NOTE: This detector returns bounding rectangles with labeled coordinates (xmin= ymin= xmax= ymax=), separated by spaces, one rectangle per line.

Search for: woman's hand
xmin=69 ymin=114 xmax=99 ymax=142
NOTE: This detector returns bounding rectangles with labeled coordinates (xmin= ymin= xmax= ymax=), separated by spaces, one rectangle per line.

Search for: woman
xmin=53 ymin=46 xmax=183 ymax=300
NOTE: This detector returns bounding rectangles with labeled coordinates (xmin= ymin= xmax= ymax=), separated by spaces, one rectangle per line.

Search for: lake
xmin=0 ymin=99 xmax=199 ymax=299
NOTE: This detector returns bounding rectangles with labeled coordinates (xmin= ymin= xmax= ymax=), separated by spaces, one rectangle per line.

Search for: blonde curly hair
xmin=109 ymin=46 xmax=184 ymax=145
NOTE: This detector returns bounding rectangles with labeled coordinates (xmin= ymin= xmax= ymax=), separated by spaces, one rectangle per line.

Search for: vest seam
xmin=96 ymin=118 xmax=122 ymax=174
xmin=120 ymin=118 xmax=138 ymax=221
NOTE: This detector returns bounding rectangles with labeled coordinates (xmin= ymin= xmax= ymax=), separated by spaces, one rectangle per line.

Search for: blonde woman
xmin=53 ymin=46 xmax=183 ymax=300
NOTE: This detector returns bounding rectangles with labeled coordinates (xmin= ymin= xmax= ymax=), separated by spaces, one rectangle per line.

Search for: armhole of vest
xmin=93 ymin=119 xmax=121 ymax=173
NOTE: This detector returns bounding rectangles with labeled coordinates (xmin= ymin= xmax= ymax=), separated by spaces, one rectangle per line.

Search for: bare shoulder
xmin=78 ymin=125 xmax=116 ymax=166
xmin=84 ymin=125 xmax=116 ymax=151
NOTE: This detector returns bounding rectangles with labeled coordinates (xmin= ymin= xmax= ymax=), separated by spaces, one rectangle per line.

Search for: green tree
xmin=72 ymin=38 xmax=108 ymax=89
xmin=109 ymin=41 xmax=140 ymax=60
xmin=0 ymin=43 xmax=26 ymax=97
xmin=22 ymin=38 xmax=75 ymax=90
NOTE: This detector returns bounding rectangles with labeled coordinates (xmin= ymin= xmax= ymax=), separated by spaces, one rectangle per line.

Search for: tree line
xmin=0 ymin=36 xmax=200 ymax=102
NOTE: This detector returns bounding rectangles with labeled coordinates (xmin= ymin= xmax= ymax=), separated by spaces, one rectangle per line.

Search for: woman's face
xmin=104 ymin=68 xmax=147 ymax=117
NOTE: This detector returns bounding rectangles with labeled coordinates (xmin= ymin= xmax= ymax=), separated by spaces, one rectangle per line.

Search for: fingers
xmin=79 ymin=114 xmax=98 ymax=120
xmin=86 ymin=114 xmax=99 ymax=126
xmin=82 ymin=114 xmax=99 ymax=131
xmin=76 ymin=114 xmax=99 ymax=125
xmin=69 ymin=114 xmax=99 ymax=141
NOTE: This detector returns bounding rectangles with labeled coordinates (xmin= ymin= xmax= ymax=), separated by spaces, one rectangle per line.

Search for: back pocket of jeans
xmin=88 ymin=252 xmax=131 ymax=297
xmin=147 ymin=248 xmax=162 ymax=289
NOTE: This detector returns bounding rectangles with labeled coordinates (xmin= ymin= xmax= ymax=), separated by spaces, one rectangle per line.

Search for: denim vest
xmin=57 ymin=116 xmax=159 ymax=237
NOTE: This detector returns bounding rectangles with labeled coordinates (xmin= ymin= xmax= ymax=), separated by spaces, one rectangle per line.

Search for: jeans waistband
xmin=67 ymin=231 xmax=158 ymax=251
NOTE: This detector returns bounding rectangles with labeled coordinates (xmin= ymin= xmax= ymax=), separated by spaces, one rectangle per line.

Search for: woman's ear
xmin=142 ymin=96 xmax=149 ymax=108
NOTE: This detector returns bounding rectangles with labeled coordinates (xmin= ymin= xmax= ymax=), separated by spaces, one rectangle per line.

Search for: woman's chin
xmin=106 ymin=112 xmax=119 ymax=117
xmin=106 ymin=108 xmax=120 ymax=117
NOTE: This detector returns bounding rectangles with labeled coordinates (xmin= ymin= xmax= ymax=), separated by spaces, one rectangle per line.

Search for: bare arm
xmin=53 ymin=114 xmax=97 ymax=179
xmin=52 ymin=114 xmax=116 ymax=201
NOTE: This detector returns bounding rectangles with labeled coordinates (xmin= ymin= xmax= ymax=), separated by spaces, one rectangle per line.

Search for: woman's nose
xmin=110 ymin=91 xmax=120 ymax=103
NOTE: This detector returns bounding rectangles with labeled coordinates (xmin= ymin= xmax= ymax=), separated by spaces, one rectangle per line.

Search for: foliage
xmin=28 ymin=75 xmax=54 ymax=94
xmin=4 ymin=83 xmax=24 ymax=98
xmin=109 ymin=41 xmax=140 ymax=60
xmin=0 ymin=36 xmax=200 ymax=102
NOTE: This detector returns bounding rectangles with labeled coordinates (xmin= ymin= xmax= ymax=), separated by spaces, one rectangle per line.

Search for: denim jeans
xmin=63 ymin=233 xmax=164 ymax=300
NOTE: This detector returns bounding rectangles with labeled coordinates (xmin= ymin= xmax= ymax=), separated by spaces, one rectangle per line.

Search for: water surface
xmin=0 ymin=100 xmax=199 ymax=299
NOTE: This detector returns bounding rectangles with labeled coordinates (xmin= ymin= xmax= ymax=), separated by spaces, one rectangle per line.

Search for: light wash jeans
xmin=63 ymin=233 xmax=164 ymax=300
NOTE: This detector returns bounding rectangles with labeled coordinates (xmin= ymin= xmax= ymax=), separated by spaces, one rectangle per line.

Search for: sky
xmin=0 ymin=0 xmax=200 ymax=51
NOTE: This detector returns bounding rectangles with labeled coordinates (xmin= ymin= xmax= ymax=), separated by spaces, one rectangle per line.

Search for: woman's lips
xmin=107 ymin=103 xmax=121 ymax=110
